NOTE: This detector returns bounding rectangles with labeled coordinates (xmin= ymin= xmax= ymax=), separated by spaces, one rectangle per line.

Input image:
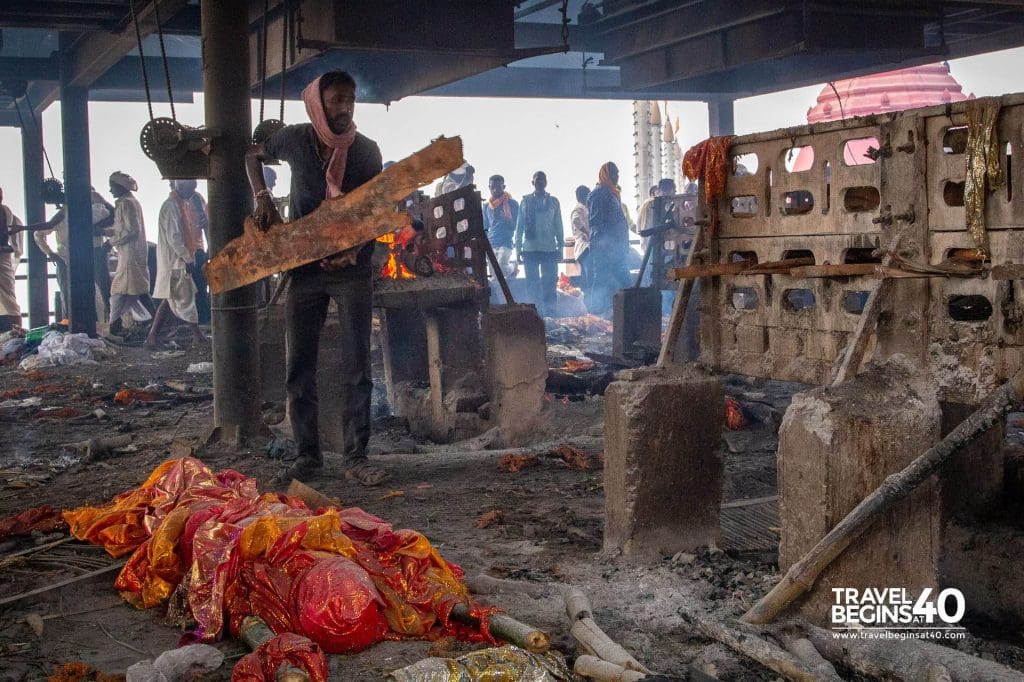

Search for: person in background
xmin=434 ymin=163 xmax=475 ymax=197
xmin=514 ymin=171 xmax=563 ymax=318
xmin=570 ymin=184 xmax=592 ymax=303
xmin=185 ymin=184 xmax=211 ymax=325
xmin=587 ymin=162 xmax=631 ymax=315
xmin=482 ymin=174 xmax=519 ymax=282
xmin=0 ymin=187 xmax=24 ymax=332
xmin=146 ymin=179 xmax=207 ymax=349
xmin=106 ymin=171 xmax=154 ymax=336
xmin=18 ymin=187 xmax=113 ymax=320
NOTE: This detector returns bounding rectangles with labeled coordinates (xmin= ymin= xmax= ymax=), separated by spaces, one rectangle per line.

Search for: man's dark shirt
xmin=265 ymin=123 xmax=383 ymax=276
xmin=587 ymin=185 xmax=629 ymax=254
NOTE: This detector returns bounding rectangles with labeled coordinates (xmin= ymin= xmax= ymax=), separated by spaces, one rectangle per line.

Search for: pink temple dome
xmin=793 ymin=63 xmax=974 ymax=170
xmin=806 ymin=62 xmax=972 ymax=123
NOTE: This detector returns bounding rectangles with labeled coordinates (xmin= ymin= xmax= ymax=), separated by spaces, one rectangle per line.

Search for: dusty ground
xmin=1 ymin=323 xmax=1023 ymax=681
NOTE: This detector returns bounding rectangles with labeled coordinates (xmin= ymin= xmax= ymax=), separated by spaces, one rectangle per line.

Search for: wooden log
xmin=205 ymin=136 xmax=464 ymax=294
xmin=239 ymin=616 xmax=309 ymax=682
xmin=777 ymin=633 xmax=842 ymax=682
xmin=742 ymin=367 xmax=1024 ymax=625
xmin=450 ymin=603 xmax=550 ymax=653
xmin=563 ymin=585 xmax=594 ymax=622
xmin=464 ymin=573 xmax=549 ymax=599
xmin=788 ymin=264 xmax=927 ymax=279
xmin=679 ymin=609 xmax=820 ymax=682
xmin=573 ymin=655 xmax=647 ymax=682
xmin=802 ymin=623 xmax=1024 ymax=682
xmin=739 ymin=257 xmax=815 ymax=275
xmin=571 ymin=618 xmax=651 ymax=674
xmin=658 ymin=224 xmax=703 ymax=367
xmin=830 ymin=229 xmax=904 ymax=385
xmin=669 ymin=262 xmax=750 ymax=280
xmin=285 ymin=479 xmax=339 ymax=510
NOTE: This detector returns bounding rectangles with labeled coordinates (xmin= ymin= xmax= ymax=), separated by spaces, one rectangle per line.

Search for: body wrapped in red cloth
xmin=63 ymin=458 xmax=496 ymax=663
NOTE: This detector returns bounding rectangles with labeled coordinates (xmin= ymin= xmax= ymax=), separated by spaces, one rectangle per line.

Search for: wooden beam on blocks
xmin=205 ymin=136 xmax=464 ymax=294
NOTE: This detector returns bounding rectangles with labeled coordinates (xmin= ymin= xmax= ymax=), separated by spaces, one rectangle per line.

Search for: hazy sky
xmin=2 ymin=46 xmax=1024 ymax=311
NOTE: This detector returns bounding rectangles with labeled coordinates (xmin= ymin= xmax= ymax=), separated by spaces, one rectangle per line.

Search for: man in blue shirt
xmin=482 ymin=174 xmax=518 ymax=283
xmin=515 ymin=171 xmax=564 ymax=317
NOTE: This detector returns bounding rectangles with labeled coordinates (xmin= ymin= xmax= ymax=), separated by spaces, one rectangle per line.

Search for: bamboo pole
xmin=657 ymin=223 xmax=703 ymax=366
xmin=831 ymin=229 xmax=903 ymax=385
xmin=450 ymin=604 xmax=550 ymax=653
xmin=239 ymin=616 xmax=309 ymax=682
xmin=742 ymin=367 xmax=1024 ymax=624
xmin=679 ymin=609 xmax=820 ymax=682
xmin=574 ymin=655 xmax=647 ymax=682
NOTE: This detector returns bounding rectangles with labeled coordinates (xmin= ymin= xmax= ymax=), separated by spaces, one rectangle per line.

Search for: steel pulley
xmin=252 ymin=118 xmax=286 ymax=145
xmin=139 ymin=117 xmax=214 ymax=180
xmin=40 ymin=178 xmax=65 ymax=207
xmin=130 ymin=0 xmax=211 ymax=179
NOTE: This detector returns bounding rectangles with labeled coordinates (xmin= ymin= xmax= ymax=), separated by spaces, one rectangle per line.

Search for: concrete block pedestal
xmin=603 ymin=365 xmax=724 ymax=557
xmin=778 ymin=358 xmax=942 ymax=625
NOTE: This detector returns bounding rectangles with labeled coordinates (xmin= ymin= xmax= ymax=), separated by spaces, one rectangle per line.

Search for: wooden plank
xmin=830 ymin=230 xmax=904 ymax=386
xmin=670 ymin=262 xmax=750 ymax=279
xmin=657 ymin=224 xmax=702 ymax=367
xmin=205 ymin=136 xmax=464 ymax=294
xmin=788 ymin=264 xmax=929 ymax=279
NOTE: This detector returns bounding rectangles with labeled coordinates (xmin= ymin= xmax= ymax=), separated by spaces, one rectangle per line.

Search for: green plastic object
xmin=25 ymin=326 xmax=50 ymax=343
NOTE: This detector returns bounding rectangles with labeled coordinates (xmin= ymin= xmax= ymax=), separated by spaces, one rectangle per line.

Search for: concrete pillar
xmin=778 ymin=358 xmax=942 ymax=624
xmin=21 ymin=121 xmax=49 ymax=327
xmin=604 ymin=366 xmax=724 ymax=557
xmin=203 ymin=0 xmax=263 ymax=443
xmin=483 ymin=304 xmax=547 ymax=446
xmin=59 ymin=35 xmax=96 ymax=336
xmin=613 ymin=287 xmax=661 ymax=360
xmin=707 ymin=97 xmax=735 ymax=137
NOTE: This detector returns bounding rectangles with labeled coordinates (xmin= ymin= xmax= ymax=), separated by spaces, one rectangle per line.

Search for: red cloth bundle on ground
xmin=63 ymin=457 xmax=495 ymax=665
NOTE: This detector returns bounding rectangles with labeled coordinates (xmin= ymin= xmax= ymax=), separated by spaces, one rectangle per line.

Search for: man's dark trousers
xmin=285 ymin=268 xmax=373 ymax=468
xmin=523 ymin=251 xmax=560 ymax=317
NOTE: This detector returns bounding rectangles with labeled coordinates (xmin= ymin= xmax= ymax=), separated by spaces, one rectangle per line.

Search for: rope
xmin=129 ymin=0 xmax=155 ymax=122
xmin=152 ymin=0 xmax=176 ymax=120
xmin=258 ymin=0 xmax=269 ymax=123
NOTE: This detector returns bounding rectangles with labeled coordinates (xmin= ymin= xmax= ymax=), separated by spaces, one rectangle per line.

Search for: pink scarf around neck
xmin=302 ymin=76 xmax=357 ymax=199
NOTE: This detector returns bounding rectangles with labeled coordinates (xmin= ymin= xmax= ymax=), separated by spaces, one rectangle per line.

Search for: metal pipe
xmin=59 ymin=32 xmax=97 ymax=336
xmin=21 ymin=119 xmax=49 ymax=327
xmin=202 ymin=0 xmax=263 ymax=442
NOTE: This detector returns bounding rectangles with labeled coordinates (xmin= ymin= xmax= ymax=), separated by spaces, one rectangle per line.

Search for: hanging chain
xmin=129 ymin=0 xmax=155 ymax=122
xmin=21 ymin=91 xmax=56 ymax=179
xmin=258 ymin=0 xmax=270 ymax=122
xmin=560 ymin=0 xmax=570 ymax=51
xmin=279 ymin=0 xmax=289 ymax=121
xmin=151 ymin=0 xmax=176 ymax=120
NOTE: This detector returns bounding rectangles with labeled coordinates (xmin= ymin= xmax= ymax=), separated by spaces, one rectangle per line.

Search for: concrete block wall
xmin=697 ymin=93 xmax=1024 ymax=401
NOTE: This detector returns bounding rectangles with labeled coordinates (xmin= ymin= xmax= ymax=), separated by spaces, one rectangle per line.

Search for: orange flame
xmin=377 ymin=229 xmax=416 ymax=279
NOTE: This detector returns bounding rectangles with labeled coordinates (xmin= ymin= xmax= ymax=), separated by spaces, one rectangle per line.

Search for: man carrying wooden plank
xmin=245 ymin=70 xmax=388 ymax=487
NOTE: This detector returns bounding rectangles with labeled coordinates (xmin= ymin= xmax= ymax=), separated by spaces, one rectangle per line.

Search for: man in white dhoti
xmin=106 ymin=172 xmax=154 ymax=336
xmin=0 ymin=187 xmax=24 ymax=332
xmin=145 ymin=179 xmax=206 ymax=349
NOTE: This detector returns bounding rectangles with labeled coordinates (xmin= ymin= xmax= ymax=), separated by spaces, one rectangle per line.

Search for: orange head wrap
xmin=302 ymin=76 xmax=358 ymax=199
xmin=597 ymin=163 xmax=620 ymax=197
